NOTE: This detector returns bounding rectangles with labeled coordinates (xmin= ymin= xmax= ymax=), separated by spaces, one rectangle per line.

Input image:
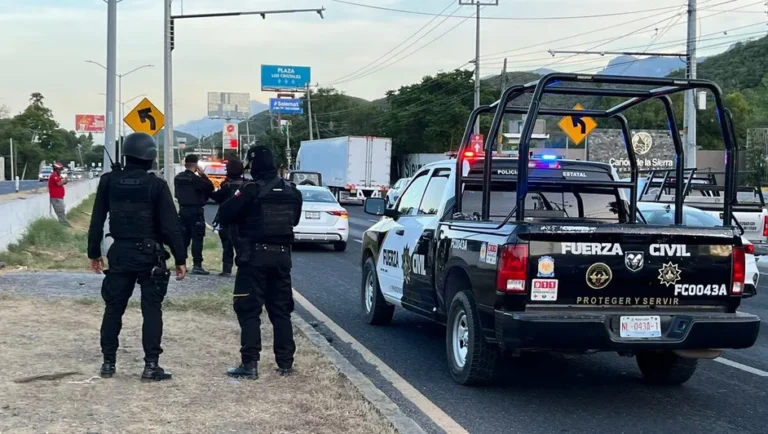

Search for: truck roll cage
xmin=454 ymin=73 xmax=738 ymax=227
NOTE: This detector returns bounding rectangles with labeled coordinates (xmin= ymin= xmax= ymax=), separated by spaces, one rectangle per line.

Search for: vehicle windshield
xmin=639 ymin=205 xmax=723 ymax=227
xmin=40 ymin=169 xmax=51 ymax=174
xmin=301 ymin=189 xmax=337 ymax=203
xmin=461 ymin=186 xmax=627 ymax=223
xmin=205 ymin=165 xmax=227 ymax=175
xmin=394 ymin=178 xmax=410 ymax=190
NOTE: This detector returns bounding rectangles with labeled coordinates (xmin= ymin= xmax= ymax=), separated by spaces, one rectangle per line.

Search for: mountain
xmin=598 ymin=55 xmax=686 ymax=77
xmin=155 ymin=128 xmax=200 ymax=145
xmin=175 ymin=100 xmax=269 ymax=138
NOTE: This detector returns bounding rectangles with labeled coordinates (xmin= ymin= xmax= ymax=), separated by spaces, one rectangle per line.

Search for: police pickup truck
xmin=360 ymin=154 xmax=760 ymax=386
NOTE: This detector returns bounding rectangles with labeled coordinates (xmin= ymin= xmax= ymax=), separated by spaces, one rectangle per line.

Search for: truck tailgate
xmin=518 ymin=224 xmax=740 ymax=308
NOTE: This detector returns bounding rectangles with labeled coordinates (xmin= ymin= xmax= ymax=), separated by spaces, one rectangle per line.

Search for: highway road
xmin=0 ymin=180 xmax=45 ymax=195
xmin=203 ymin=203 xmax=768 ymax=434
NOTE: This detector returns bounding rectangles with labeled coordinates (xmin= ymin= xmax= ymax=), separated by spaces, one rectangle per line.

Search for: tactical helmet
xmin=122 ymin=132 xmax=158 ymax=161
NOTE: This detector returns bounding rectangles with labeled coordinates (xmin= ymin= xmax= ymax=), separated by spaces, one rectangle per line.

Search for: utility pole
xmin=286 ymin=121 xmax=292 ymax=168
xmin=459 ymin=1 xmax=498 ymax=135
xmin=104 ymin=0 xmax=118 ymax=174
xmin=307 ymin=83 xmax=314 ymax=140
xmin=685 ymin=0 xmax=698 ymax=168
xmin=497 ymin=58 xmax=507 ymax=152
xmin=9 ymin=138 xmax=14 ymax=183
xmin=163 ymin=0 xmax=175 ymax=190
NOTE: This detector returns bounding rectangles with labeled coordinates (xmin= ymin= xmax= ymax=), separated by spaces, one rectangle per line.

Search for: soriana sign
xmin=75 ymin=114 xmax=106 ymax=133
xmin=223 ymin=122 xmax=238 ymax=149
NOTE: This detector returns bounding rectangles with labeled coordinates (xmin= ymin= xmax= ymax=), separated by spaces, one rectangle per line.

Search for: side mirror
xmin=365 ymin=197 xmax=398 ymax=217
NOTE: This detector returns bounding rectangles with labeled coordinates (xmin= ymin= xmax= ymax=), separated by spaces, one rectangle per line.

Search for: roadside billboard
xmin=261 ymin=64 xmax=311 ymax=92
xmin=270 ymin=98 xmax=303 ymax=115
xmin=207 ymin=92 xmax=250 ymax=119
xmin=75 ymin=114 xmax=105 ymax=133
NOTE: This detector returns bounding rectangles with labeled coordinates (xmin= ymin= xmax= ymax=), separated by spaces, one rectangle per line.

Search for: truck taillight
xmin=763 ymin=216 xmax=768 ymax=236
xmin=497 ymin=244 xmax=528 ymax=293
xmin=732 ymin=246 xmax=746 ymax=295
xmin=745 ymin=244 xmax=755 ymax=255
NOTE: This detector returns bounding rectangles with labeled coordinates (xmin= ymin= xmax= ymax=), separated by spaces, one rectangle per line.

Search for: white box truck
xmin=296 ymin=136 xmax=392 ymax=202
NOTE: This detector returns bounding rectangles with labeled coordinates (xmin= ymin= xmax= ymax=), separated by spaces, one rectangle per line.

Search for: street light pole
xmin=104 ymin=0 xmax=118 ymax=173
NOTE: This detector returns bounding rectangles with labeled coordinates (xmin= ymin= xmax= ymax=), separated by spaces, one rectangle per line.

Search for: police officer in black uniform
xmin=218 ymin=145 xmax=303 ymax=379
xmin=87 ymin=132 xmax=188 ymax=381
xmin=210 ymin=159 xmax=245 ymax=277
xmin=174 ymin=154 xmax=214 ymax=275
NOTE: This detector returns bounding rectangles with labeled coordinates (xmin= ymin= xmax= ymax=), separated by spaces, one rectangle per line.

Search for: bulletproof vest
xmin=108 ymin=169 xmax=156 ymax=240
xmin=175 ymin=171 xmax=205 ymax=207
xmin=241 ymin=178 xmax=298 ymax=244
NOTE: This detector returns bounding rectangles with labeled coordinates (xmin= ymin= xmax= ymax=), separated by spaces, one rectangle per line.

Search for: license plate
xmin=619 ymin=316 xmax=661 ymax=338
xmin=305 ymin=211 xmax=321 ymax=220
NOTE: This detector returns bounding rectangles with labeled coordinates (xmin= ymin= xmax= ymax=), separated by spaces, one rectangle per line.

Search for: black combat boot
xmin=100 ymin=357 xmax=116 ymax=378
xmin=141 ymin=361 xmax=173 ymax=381
xmin=219 ymin=263 xmax=232 ymax=277
xmin=227 ymin=361 xmax=258 ymax=379
xmin=192 ymin=263 xmax=210 ymax=275
xmin=275 ymin=366 xmax=293 ymax=377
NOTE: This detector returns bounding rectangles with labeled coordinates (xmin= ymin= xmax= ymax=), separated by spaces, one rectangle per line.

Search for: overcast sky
xmin=0 ymin=0 xmax=765 ymax=131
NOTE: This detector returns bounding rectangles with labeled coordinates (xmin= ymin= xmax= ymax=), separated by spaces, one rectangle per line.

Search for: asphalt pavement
xmin=203 ymin=203 xmax=768 ymax=434
xmin=0 ymin=180 xmax=45 ymax=195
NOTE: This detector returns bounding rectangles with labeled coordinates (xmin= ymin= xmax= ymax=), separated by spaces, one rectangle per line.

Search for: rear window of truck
xmin=461 ymin=188 xmax=625 ymax=223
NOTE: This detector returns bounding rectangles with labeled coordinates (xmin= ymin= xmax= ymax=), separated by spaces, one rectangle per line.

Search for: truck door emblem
xmin=658 ymin=262 xmax=682 ymax=287
xmin=586 ymin=263 xmax=612 ymax=289
xmin=624 ymin=252 xmax=644 ymax=272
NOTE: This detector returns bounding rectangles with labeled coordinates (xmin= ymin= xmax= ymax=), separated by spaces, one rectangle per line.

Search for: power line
xmin=477 ymin=0 xmax=737 ymax=61
xmin=331 ymin=0 xmax=690 ymax=21
xmin=479 ymin=25 xmax=768 ymax=69
xmin=322 ymin=0 xmax=456 ymax=85
xmin=323 ymin=3 xmax=463 ymax=86
xmin=326 ymin=7 xmax=481 ymax=87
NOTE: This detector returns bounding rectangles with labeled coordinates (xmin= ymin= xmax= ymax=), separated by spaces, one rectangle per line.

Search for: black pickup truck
xmin=359 ymin=73 xmax=761 ymax=386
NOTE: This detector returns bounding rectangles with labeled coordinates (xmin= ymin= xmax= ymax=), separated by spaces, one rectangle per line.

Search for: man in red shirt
xmin=49 ymin=162 xmax=71 ymax=227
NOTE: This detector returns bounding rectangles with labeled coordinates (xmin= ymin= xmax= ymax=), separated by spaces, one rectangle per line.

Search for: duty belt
xmin=253 ymin=243 xmax=290 ymax=253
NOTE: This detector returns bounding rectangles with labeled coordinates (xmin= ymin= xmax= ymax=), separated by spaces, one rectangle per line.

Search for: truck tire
xmin=333 ymin=241 xmax=347 ymax=252
xmin=446 ymin=290 xmax=499 ymax=386
xmin=361 ymin=257 xmax=394 ymax=325
xmin=636 ymin=351 xmax=698 ymax=385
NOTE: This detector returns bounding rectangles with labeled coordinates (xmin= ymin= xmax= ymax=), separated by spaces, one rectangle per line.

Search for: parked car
xmin=638 ymin=202 xmax=759 ymax=296
xmin=386 ymin=177 xmax=411 ymax=208
xmin=294 ymin=185 xmax=349 ymax=252
xmin=70 ymin=168 xmax=85 ymax=180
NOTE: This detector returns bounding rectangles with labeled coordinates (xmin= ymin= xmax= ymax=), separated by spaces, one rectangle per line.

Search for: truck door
xmin=401 ymin=168 xmax=451 ymax=315
xmin=376 ymin=169 xmax=432 ymax=305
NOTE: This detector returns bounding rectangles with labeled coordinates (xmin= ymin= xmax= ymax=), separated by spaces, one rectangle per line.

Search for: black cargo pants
xmin=178 ymin=206 xmax=206 ymax=266
xmin=100 ymin=240 xmax=170 ymax=363
xmin=233 ymin=246 xmax=295 ymax=369
xmin=218 ymin=225 xmax=236 ymax=270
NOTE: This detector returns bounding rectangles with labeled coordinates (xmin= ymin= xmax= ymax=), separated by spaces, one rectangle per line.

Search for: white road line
xmin=292 ymin=289 xmax=469 ymax=434
xmin=714 ymin=357 xmax=768 ymax=377
xmin=354 ymin=239 xmax=363 ymax=244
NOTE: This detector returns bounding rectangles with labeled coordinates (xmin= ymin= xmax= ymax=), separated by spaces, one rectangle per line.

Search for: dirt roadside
xmin=0 ymin=294 xmax=397 ymax=434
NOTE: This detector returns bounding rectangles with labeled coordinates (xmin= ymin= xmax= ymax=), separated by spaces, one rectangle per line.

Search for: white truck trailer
xmin=296 ymin=136 xmax=392 ymax=202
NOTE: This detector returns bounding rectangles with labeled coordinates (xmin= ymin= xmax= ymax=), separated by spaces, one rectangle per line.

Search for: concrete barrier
xmin=0 ymin=178 xmax=100 ymax=252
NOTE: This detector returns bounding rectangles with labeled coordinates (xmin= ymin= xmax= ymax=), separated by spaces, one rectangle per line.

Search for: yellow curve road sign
xmin=558 ymin=104 xmax=597 ymax=146
xmin=124 ymin=98 xmax=165 ymax=136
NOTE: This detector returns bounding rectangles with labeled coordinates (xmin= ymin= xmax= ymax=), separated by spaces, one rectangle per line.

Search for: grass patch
xmin=0 ymin=195 xmax=95 ymax=270
xmin=0 ymin=193 xmax=229 ymax=273
xmin=122 ymin=285 xmax=234 ymax=315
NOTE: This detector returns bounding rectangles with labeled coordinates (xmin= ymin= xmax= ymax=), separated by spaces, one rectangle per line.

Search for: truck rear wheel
xmin=446 ymin=291 xmax=499 ymax=386
xmin=636 ymin=351 xmax=698 ymax=385
xmin=361 ymin=257 xmax=394 ymax=325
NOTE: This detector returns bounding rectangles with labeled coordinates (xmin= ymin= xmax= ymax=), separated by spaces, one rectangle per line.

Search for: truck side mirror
xmin=365 ymin=197 xmax=398 ymax=217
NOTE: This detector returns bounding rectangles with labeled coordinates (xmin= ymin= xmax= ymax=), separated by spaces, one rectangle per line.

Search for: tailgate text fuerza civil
xmin=562 ymin=243 xmax=691 ymax=256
